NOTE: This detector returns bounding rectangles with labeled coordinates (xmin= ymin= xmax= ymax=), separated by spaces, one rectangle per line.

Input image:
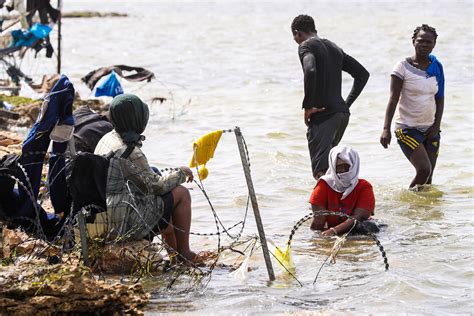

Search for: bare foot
xmin=178 ymin=250 xmax=214 ymax=266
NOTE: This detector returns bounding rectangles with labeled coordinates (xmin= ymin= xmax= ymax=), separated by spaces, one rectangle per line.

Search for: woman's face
xmin=336 ymin=157 xmax=350 ymax=174
xmin=413 ymin=30 xmax=436 ymax=58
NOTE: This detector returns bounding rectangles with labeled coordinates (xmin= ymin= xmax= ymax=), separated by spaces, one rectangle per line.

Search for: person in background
xmin=291 ymin=14 xmax=370 ymax=180
xmin=380 ymin=24 xmax=444 ymax=189
xmin=94 ymin=94 xmax=201 ymax=263
xmin=309 ymin=145 xmax=375 ymax=236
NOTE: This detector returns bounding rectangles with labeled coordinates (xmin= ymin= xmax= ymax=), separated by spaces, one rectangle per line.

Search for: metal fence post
xmin=234 ymin=127 xmax=275 ymax=281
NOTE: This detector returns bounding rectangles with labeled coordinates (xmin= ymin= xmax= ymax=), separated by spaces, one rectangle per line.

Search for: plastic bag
xmin=95 ymin=71 xmax=123 ymax=97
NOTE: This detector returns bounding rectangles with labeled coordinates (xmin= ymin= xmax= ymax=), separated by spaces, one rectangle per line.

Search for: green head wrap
xmin=109 ymin=94 xmax=149 ymax=147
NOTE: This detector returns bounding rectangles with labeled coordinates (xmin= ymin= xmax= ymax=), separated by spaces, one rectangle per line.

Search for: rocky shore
xmin=0 ymin=235 xmax=149 ymax=314
xmin=0 ymin=93 xmax=155 ymax=314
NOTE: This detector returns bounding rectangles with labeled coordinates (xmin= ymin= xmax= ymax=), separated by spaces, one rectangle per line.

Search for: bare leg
xmin=425 ymin=144 xmax=439 ymax=185
xmin=160 ymin=221 xmax=177 ymax=251
xmin=170 ymin=185 xmax=196 ymax=261
xmin=408 ymin=144 xmax=432 ymax=188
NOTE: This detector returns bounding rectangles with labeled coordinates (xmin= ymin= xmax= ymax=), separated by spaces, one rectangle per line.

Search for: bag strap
xmin=120 ymin=145 xmax=134 ymax=159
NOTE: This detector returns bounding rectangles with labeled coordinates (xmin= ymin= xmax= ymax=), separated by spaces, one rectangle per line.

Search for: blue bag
xmin=95 ymin=71 xmax=124 ymax=97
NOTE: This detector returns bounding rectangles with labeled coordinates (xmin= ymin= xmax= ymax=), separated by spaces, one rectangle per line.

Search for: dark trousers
xmin=3 ymin=131 xmax=71 ymax=239
xmin=307 ymin=112 xmax=350 ymax=177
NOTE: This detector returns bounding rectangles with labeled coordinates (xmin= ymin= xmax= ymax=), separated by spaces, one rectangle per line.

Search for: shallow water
xmin=17 ymin=0 xmax=474 ymax=314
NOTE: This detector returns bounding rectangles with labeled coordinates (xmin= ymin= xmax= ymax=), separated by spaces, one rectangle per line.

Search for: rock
xmin=1 ymin=92 xmax=108 ymax=129
xmin=2 ymin=228 xmax=61 ymax=259
xmin=0 ymin=262 xmax=149 ymax=314
xmin=73 ymin=98 xmax=109 ymax=114
xmin=28 ymin=74 xmax=60 ymax=94
xmin=0 ymin=130 xmax=22 ymax=147
xmin=11 ymin=101 xmax=42 ymax=127
xmin=92 ymin=240 xmax=163 ymax=274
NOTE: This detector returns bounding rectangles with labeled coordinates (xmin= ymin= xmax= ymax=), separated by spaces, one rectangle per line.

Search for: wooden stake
xmin=0 ymin=109 xmax=20 ymax=120
xmin=76 ymin=208 xmax=90 ymax=267
xmin=234 ymin=127 xmax=275 ymax=281
xmin=68 ymin=137 xmax=89 ymax=266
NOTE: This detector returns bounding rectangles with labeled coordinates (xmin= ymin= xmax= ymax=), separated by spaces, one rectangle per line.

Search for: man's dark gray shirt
xmin=298 ymin=37 xmax=369 ymax=123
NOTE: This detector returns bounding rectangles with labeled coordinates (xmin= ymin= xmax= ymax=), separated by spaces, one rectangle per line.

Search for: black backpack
xmin=68 ymin=152 xmax=111 ymax=222
xmin=68 ymin=147 xmax=133 ymax=222
xmin=0 ymin=153 xmax=20 ymax=217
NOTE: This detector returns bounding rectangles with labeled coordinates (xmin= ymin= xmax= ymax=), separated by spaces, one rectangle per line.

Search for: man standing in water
xmin=291 ymin=15 xmax=370 ymax=179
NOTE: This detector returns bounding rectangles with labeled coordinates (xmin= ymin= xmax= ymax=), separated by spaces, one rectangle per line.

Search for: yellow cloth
xmin=189 ymin=130 xmax=223 ymax=180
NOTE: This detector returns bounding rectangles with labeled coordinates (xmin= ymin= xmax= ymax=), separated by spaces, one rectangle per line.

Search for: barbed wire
xmin=1 ymin=129 xmax=389 ymax=293
xmin=287 ymin=210 xmax=390 ymax=272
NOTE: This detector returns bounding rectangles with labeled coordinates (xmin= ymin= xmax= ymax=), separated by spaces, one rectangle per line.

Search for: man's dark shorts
xmin=395 ymin=128 xmax=441 ymax=159
xmin=307 ymin=112 xmax=350 ymax=177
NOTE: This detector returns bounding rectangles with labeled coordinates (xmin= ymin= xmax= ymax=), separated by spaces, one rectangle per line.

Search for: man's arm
xmin=302 ymin=52 xmax=318 ymax=109
xmin=342 ymin=54 xmax=370 ymax=107
xmin=302 ymin=53 xmax=325 ymax=126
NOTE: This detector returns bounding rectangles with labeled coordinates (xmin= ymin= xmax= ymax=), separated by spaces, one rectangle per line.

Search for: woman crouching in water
xmin=309 ymin=145 xmax=376 ymax=236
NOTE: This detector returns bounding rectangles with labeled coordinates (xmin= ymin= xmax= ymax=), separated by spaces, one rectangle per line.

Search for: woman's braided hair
xmin=412 ymin=24 xmax=438 ymax=41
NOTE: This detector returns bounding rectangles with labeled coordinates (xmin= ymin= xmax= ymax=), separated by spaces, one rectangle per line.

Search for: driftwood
xmin=0 ymin=109 xmax=20 ymax=120
xmin=62 ymin=12 xmax=128 ymax=18
xmin=151 ymin=97 xmax=167 ymax=104
xmin=0 ymin=87 xmax=20 ymax=96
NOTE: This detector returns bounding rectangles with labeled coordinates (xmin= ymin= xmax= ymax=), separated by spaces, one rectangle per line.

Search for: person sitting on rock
xmin=93 ymin=93 xmax=201 ymax=263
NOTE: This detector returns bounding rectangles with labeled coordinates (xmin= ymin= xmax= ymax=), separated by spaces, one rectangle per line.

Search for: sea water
xmin=21 ymin=0 xmax=474 ymax=314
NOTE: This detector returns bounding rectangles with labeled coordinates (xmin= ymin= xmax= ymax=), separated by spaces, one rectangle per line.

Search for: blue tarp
xmin=10 ymin=23 xmax=52 ymax=48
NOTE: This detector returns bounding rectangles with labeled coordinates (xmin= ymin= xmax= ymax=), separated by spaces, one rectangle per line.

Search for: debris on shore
xmin=62 ymin=11 xmax=128 ymax=18
xmin=0 ymin=93 xmax=109 ymax=129
xmin=0 ymin=227 xmax=150 ymax=314
xmin=0 ymin=130 xmax=22 ymax=156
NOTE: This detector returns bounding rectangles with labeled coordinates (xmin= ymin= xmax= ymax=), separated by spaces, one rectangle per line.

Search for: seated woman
xmin=309 ymin=145 xmax=376 ymax=236
xmin=94 ymin=94 xmax=198 ymax=262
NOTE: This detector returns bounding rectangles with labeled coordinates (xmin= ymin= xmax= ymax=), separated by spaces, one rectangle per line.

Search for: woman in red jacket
xmin=309 ymin=145 xmax=376 ymax=236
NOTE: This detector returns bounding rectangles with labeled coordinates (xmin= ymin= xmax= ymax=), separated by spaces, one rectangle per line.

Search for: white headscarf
xmin=320 ymin=145 xmax=360 ymax=200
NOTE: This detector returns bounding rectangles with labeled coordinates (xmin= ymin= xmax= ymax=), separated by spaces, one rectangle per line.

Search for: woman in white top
xmin=380 ymin=24 xmax=445 ymax=189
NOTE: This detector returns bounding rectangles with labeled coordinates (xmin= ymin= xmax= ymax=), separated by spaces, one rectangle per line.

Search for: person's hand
xmin=304 ymin=107 xmax=325 ymax=126
xmin=425 ymin=123 xmax=440 ymax=140
xmin=179 ymin=166 xmax=194 ymax=183
xmin=380 ymin=129 xmax=391 ymax=148
xmin=321 ymin=227 xmax=338 ymax=237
